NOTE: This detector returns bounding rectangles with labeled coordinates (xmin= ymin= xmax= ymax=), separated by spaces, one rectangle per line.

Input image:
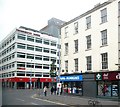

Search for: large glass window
xmin=27 ymin=54 xmax=34 ymax=59
xmin=35 ymin=63 xmax=42 ymax=69
xmin=43 ymin=64 xmax=49 ymax=69
xmin=43 ymin=56 xmax=49 ymax=61
xmin=35 ymin=55 xmax=42 ymax=60
xmin=97 ymin=81 xmax=118 ymax=97
xmin=35 ymin=46 xmax=42 ymax=52
xmin=27 ymin=36 xmax=34 ymax=42
xmin=27 ymin=45 xmax=34 ymax=51
xmin=51 ymin=49 xmax=56 ymax=54
xmin=17 ymin=34 xmax=26 ymax=40
xmin=17 ymin=43 xmax=26 ymax=49
xmin=43 ymin=39 xmax=49 ymax=45
xmin=43 ymin=48 xmax=49 ymax=53
xmin=51 ymin=41 xmax=56 ymax=46
xmin=35 ymin=38 xmax=42 ymax=43
xmin=17 ymin=62 xmax=25 ymax=68
xmin=17 ymin=52 xmax=25 ymax=58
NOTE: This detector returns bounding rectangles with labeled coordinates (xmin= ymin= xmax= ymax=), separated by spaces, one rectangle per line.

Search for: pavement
xmin=34 ymin=89 xmax=120 ymax=107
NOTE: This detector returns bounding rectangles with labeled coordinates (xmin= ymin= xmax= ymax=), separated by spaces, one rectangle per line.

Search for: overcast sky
xmin=0 ymin=0 xmax=107 ymax=42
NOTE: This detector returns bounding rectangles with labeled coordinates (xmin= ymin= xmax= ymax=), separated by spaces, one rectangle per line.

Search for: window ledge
xmin=85 ymin=48 xmax=92 ymax=51
xmin=100 ymin=44 xmax=108 ymax=48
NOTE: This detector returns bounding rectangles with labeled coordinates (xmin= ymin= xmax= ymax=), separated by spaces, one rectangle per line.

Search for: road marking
xmin=16 ymin=98 xmax=25 ymax=102
xmin=31 ymin=102 xmax=39 ymax=105
xmin=31 ymin=96 xmax=66 ymax=105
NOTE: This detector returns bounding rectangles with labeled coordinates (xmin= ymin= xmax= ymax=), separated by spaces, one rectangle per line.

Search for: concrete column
xmin=25 ymin=82 xmax=27 ymax=89
xmin=41 ymin=82 xmax=44 ymax=89
xmin=14 ymin=82 xmax=17 ymax=89
xmin=33 ymin=82 xmax=35 ymax=89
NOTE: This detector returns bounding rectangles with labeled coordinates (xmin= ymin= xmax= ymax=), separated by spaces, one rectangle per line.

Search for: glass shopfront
xmin=60 ymin=74 xmax=83 ymax=95
xmin=97 ymin=81 xmax=118 ymax=97
xmin=95 ymin=71 xmax=120 ymax=98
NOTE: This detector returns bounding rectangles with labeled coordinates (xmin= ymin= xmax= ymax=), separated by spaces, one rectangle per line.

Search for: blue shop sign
xmin=60 ymin=75 xmax=83 ymax=81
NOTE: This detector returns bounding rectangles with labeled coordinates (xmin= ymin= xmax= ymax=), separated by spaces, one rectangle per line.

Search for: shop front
xmin=95 ymin=71 xmax=120 ymax=99
xmin=60 ymin=74 xmax=83 ymax=95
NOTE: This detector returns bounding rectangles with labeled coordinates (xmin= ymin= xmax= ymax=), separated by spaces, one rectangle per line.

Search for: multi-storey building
xmin=0 ymin=26 xmax=59 ymax=89
xmin=60 ymin=0 xmax=120 ymax=99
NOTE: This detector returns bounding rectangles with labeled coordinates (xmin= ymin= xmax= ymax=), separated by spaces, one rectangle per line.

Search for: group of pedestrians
xmin=50 ymin=86 xmax=57 ymax=95
xmin=43 ymin=85 xmax=58 ymax=96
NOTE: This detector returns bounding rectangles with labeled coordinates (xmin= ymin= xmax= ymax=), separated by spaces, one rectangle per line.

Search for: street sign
xmin=57 ymin=83 xmax=61 ymax=88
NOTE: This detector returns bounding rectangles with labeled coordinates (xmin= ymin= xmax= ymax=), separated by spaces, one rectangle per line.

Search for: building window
xmin=86 ymin=35 xmax=91 ymax=49
xmin=101 ymin=8 xmax=107 ymax=23
xmin=65 ymin=43 xmax=68 ymax=55
xmin=17 ymin=34 xmax=26 ymax=40
xmin=101 ymin=53 xmax=108 ymax=69
xmin=43 ymin=56 xmax=49 ymax=61
xmin=27 ymin=36 xmax=34 ymax=42
xmin=86 ymin=56 xmax=92 ymax=70
xmin=26 ymin=63 xmax=34 ymax=68
xmin=101 ymin=30 xmax=107 ymax=46
xmin=43 ymin=48 xmax=49 ymax=53
xmin=74 ymin=22 xmax=78 ymax=34
xmin=118 ymin=2 xmax=120 ymax=16
xmin=17 ymin=52 xmax=25 ymax=58
xmin=35 ymin=38 xmax=42 ymax=43
xmin=86 ymin=16 xmax=91 ymax=29
xmin=74 ymin=39 xmax=78 ymax=53
xmin=35 ymin=64 xmax=42 ymax=69
xmin=35 ymin=46 xmax=42 ymax=52
xmin=97 ymin=81 xmax=118 ymax=97
xmin=51 ymin=41 xmax=56 ymax=47
xmin=17 ymin=43 xmax=26 ymax=49
xmin=35 ymin=55 xmax=42 ymax=60
xmin=51 ymin=49 xmax=56 ymax=54
xmin=65 ymin=60 xmax=68 ymax=72
xmin=27 ymin=45 xmax=34 ymax=51
xmin=27 ymin=54 xmax=34 ymax=59
xmin=74 ymin=58 xmax=78 ymax=72
xmin=17 ymin=62 xmax=25 ymax=68
xmin=43 ymin=64 xmax=49 ymax=69
xmin=44 ymin=39 xmax=49 ymax=45
xmin=65 ymin=27 xmax=68 ymax=38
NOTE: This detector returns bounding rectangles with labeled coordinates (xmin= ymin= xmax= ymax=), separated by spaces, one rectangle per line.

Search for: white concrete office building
xmin=0 ymin=26 xmax=59 ymax=89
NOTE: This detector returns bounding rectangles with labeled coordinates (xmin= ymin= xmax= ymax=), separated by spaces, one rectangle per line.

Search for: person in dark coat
xmin=51 ymin=86 xmax=54 ymax=95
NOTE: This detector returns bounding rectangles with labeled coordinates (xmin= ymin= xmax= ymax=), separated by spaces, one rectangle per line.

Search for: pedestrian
xmin=51 ymin=86 xmax=54 ymax=95
xmin=43 ymin=86 xmax=47 ymax=96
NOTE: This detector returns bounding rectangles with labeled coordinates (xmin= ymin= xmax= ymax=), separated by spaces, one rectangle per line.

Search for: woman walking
xmin=43 ymin=86 xmax=47 ymax=96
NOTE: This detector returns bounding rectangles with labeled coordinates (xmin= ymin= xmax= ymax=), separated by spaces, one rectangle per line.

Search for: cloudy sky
xmin=0 ymin=0 xmax=107 ymax=42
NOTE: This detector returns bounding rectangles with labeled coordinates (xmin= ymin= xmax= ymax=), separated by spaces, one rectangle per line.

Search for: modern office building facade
xmin=0 ymin=26 xmax=59 ymax=89
xmin=60 ymin=0 xmax=120 ymax=99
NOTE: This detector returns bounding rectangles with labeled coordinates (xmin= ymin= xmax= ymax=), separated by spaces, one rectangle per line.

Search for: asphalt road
xmin=2 ymin=88 xmax=67 ymax=107
xmin=2 ymin=88 xmax=120 ymax=107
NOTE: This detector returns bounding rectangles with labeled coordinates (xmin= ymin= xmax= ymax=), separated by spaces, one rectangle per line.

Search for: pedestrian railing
xmin=88 ymin=99 xmax=102 ymax=107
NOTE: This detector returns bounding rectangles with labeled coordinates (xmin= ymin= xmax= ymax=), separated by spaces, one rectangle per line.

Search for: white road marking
xmin=16 ymin=98 xmax=25 ymax=102
xmin=31 ymin=102 xmax=39 ymax=105
xmin=31 ymin=96 xmax=66 ymax=105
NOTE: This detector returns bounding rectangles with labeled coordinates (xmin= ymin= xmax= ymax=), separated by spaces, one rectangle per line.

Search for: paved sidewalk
xmin=34 ymin=89 xmax=120 ymax=106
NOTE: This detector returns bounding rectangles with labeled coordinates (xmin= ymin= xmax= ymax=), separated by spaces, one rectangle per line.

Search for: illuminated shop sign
xmin=95 ymin=72 xmax=120 ymax=81
xmin=60 ymin=75 xmax=83 ymax=81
